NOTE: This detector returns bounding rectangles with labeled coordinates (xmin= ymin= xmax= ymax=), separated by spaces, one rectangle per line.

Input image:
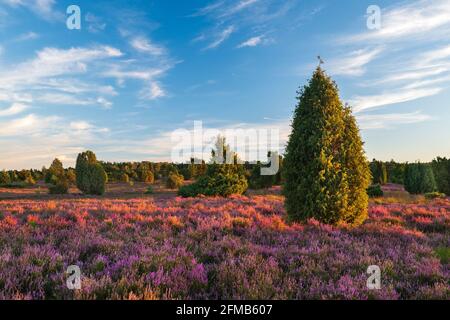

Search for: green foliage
xmin=166 ymin=172 xmax=184 ymax=189
xmin=48 ymin=177 xmax=69 ymax=194
xmin=142 ymin=170 xmax=154 ymax=184
xmin=137 ymin=163 xmax=154 ymax=183
xmin=283 ymin=67 xmax=370 ymax=226
xmin=45 ymin=158 xmax=70 ymax=194
xmin=120 ymin=173 xmax=130 ymax=183
xmin=178 ymin=164 xmax=248 ymax=197
xmin=386 ymin=160 xmax=405 ymax=184
xmin=370 ymin=160 xmax=388 ymax=185
xmin=431 ymin=157 xmax=450 ymax=195
xmin=424 ymin=192 xmax=446 ymax=200
xmin=145 ymin=186 xmax=154 ymax=194
xmin=0 ymin=181 xmax=28 ymax=188
xmin=45 ymin=158 xmax=65 ymax=183
xmin=21 ymin=170 xmax=36 ymax=185
xmin=66 ymin=169 xmax=76 ymax=185
xmin=248 ymin=163 xmax=275 ymax=189
xmin=434 ymin=247 xmax=450 ymax=264
xmin=404 ymin=163 xmax=437 ymax=194
xmin=0 ymin=170 xmax=11 ymax=184
xmin=75 ymin=151 xmax=107 ymax=195
xmin=9 ymin=171 xmax=18 ymax=182
xmin=367 ymin=184 xmax=383 ymax=198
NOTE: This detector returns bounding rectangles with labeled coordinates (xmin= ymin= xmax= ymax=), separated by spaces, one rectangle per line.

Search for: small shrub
xmin=367 ymin=184 xmax=383 ymax=198
xmin=0 ymin=170 xmax=11 ymax=184
xmin=424 ymin=192 xmax=446 ymax=200
xmin=0 ymin=181 xmax=28 ymax=188
xmin=145 ymin=186 xmax=154 ymax=194
xmin=178 ymin=165 xmax=248 ymax=197
xmin=120 ymin=173 xmax=130 ymax=183
xmin=49 ymin=178 xmax=69 ymax=195
xmin=166 ymin=172 xmax=184 ymax=189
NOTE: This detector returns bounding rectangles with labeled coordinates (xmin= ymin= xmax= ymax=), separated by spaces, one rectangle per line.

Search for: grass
xmin=434 ymin=247 xmax=450 ymax=264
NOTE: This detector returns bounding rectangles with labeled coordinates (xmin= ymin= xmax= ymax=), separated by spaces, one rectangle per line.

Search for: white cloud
xmin=130 ymin=36 xmax=165 ymax=56
xmin=69 ymin=121 xmax=92 ymax=131
xmin=85 ymin=12 xmax=106 ymax=33
xmin=15 ymin=31 xmax=39 ymax=41
xmin=0 ymin=102 xmax=28 ymax=116
xmin=3 ymin=0 xmax=64 ymax=21
xmin=0 ymin=113 xmax=58 ymax=136
xmin=357 ymin=111 xmax=432 ymax=129
xmin=219 ymin=0 xmax=259 ymax=17
xmin=345 ymin=0 xmax=450 ymax=43
xmin=237 ymin=35 xmax=272 ymax=48
xmin=140 ymin=82 xmax=165 ymax=100
xmin=328 ymin=48 xmax=383 ymax=76
xmin=349 ymin=87 xmax=442 ymax=112
xmin=0 ymin=46 xmax=123 ymax=90
xmin=206 ymin=26 xmax=235 ymax=49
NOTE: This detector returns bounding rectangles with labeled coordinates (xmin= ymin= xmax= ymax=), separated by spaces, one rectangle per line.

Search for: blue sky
xmin=0 ymin=0 xmax=449 ymax=169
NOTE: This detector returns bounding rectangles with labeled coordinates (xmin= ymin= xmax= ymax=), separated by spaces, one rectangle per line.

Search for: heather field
xmin=0 ymin=190 xmax=448 ymax=300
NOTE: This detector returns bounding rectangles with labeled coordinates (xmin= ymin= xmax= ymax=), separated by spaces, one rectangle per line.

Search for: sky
xmin=0 ymin=0 xmax=449 ymax=169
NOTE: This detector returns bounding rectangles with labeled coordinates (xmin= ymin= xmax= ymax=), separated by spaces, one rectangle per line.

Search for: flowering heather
xmin=0 ymin=195 xmax=448 ymax=300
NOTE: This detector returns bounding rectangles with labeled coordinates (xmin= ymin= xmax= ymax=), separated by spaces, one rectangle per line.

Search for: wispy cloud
xmin=15 ymin=31 xmax=39 ymax=41
xmin=140 ymin=82 xmax=166 ymax=100
xmin=192 ymin=0 xmax=300 ymax=50
xmin=237 ymin=35 xmax=273 ymax=48
xmin=328 ymin=47 xmax=383 ymax=76
xmin=0 ymin=102 xmax=28 ymax=116
xmin=2 ymin=0 xmax=64 ymax=21
xmin=0 ymin=113 xmax=58 ymax=136
xmin=349 ymin=87 xmax=442 ymax=112
xmin=205 ymin=25 xmax=236 ymax=50
xmin=343 ymin=0 xmax=450 ymax=43
xmin=130 ymin=36 xmax=165 ymax=56
xmin=85 ymin=12 xmax=106 ymax=33
xmin=219 ymin=0 xmax=259 ymax=18
xmin=327 ymin=0 xmax=450 ymax=131
xmin=357 ymin=111 xmax=432 ymax=129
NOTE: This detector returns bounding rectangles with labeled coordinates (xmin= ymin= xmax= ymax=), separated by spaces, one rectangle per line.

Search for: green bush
xmin=120 ymin=173 xmax=130 ymax=183
xmin=178 ymin=164 xmax=248 ymax=197
xmin=142 ymin=170 xmax=154 ymax=184
xmin=424 ymin=192 xmax=446 ymax=200
xmin=0 ymin=181 xmax=28 ymax=188
xmin=283 ymin=67 xmax=370 ymax=226
xmin=248 ymin=163 xmax=275 ymax=189
xmin=145 ymin=186 xmax=154 ymax=194
xmin=166 ymin=172 xmax=184 ymax=189
xmin=45 ymin=158 xmax=65 ymax=183
xmin=404 ymin=163 xmax=437 ymax=194
xmin=49 ymin=178 xmax=69 ymax=194
xmin=66 ymin=169 xmax=76 ymax=185
xmin=367 ymin=184 xmax=383 ymax=198
xmin=431 ymin=157 xmax=450 ymax=195
xmin=370 ymin=160 xmax=388 ymax=185
xmin=0 ymin=170 xmax=11 ymax=184
xmin=75 ymin=151 xmax=107 ymax=195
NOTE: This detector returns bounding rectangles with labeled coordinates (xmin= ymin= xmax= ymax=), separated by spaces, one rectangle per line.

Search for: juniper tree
xmin=283 ymin=67 xmax=370 ymax=226
xmin=75 ymin=150 xmax=107 ymax=195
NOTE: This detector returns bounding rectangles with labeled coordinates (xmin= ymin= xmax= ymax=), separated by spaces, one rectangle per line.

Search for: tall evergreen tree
xmin=404 ymin=162 xmax=437 ymax=194
xmin=283 ymin=67 xmax=370 ymax=225
xmin=75 ymin=150 xmax=107 ymax=195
